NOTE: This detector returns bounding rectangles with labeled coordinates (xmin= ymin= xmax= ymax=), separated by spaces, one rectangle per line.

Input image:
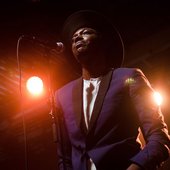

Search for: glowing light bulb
xmin=26 ymin=76 xmax=43 ymax=96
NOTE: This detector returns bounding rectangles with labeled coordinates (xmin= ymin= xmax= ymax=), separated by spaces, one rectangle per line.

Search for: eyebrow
xmin=73 ymin=28 xmax=86 ymax=37
xmin=73 ymin=28 xmax=97 ymax=37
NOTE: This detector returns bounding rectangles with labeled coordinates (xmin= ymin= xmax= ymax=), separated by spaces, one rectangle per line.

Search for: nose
xmin=72 ymin=33 xmax=83 ymax=43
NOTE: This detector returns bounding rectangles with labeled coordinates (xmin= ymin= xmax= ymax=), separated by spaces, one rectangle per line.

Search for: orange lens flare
xmin=26 ymin=76 xmax=43 ymax=96
xmin=153 ymin=91 xmax=163 ymax=106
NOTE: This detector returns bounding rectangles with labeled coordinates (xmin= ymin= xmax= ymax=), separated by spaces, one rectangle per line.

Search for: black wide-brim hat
xmin=62 ymin=10 xmax=124 ymax=68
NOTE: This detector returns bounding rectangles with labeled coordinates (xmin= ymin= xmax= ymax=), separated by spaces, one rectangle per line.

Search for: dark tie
xmin=85 ymin=82 xmax=94 ymax=127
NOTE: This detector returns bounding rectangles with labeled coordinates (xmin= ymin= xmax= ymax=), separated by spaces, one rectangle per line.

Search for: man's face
xmin=71 ymin=27 xmax=100 ymax=63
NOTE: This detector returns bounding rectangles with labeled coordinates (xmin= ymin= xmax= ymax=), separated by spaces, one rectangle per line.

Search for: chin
xmin=76 ymin=54 xmax=89 ymax=65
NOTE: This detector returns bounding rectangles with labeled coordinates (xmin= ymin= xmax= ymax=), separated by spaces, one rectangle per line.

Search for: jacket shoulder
xmin=111 ymin=68 xmax=147 ymax=85
xmin=113 ymin=67 xmax=144 ymax=76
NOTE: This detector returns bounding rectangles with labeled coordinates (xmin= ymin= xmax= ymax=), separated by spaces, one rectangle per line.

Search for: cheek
xmin=71 ymin=44 xmax=79 ymax=59
xmin=71 ymin=44 xmax=74 ymax=53
xmin=71 ymin=44 xmax=76 ymax=54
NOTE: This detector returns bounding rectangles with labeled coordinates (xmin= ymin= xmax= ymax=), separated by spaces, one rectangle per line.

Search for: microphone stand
xmin=47 ymin=54 xmax=67 ymax=170
xmin=48 ymin=88 xmax=58 ymax=143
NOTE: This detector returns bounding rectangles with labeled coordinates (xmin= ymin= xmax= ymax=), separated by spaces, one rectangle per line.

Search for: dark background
xmin=0 ymin=0 xmax=170 ymax=170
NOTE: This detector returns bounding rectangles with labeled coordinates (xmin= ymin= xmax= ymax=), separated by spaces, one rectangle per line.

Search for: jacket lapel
xmin=72 ymin=77 xmax=88 ymax=134
xmin=72 ymin=77 xmax=83 ymax=130
xmin=88 ymin=69 xmax=113 ymax=133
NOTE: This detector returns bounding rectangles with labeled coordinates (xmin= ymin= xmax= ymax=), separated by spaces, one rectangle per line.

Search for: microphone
xmin=21 ymin=35 xmax=64 ymax=53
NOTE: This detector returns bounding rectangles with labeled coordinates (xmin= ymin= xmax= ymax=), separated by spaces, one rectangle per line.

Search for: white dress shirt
xmin=83 ymin=77 xmax=102 ymax=170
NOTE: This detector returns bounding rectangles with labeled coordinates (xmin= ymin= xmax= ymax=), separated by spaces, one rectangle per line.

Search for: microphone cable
xmin=16 ymin=35 xmax=29 ymax=170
